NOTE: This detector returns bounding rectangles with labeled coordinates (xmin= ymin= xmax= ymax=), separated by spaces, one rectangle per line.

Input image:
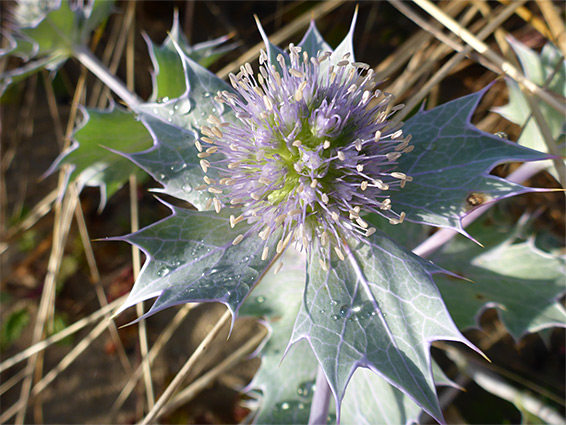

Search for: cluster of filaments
xmin=195 ymin=44 xmax=414 ymax=269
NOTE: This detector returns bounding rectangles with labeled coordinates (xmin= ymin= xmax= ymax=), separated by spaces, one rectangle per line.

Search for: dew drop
xmin=255 ymin=296 xmax=265 ymax=304
xmin=152 ymin=108 xmax=158 ymax=114
xmin=157 ymin=96 xmax=170 ymax=103
xmin=280 ymin=402 xmax=290 ymax=410
xmin=297 ymin=380 xmax=315 ymax=398
xmin=339 ymin=305 xmax=350 ymax=318
xmin=182 ymin=184 xmax=192 ymax=193
xmin=157 ymin=266 xmax=170 ymax=277
xmin=168 ymin=109 xmax=174 ymax=116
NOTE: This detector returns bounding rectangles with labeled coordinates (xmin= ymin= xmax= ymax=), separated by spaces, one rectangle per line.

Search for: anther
xmin=310 ymin=179 xmax=318 ymax=188
xmin=213 ymin=198 xmax=222 ymax=214
xmin=273 ymin=262 xmax=284 ymax=274
xmin=263 ymin=95 xmax=273 ymax=111
xmin=321 ymin=193 xmax=329 ymax=204
xmin=195 ymin=140 xmax=203 ymax=152
xmin=200 ymin=159 xmax=210 ymax=173
xmin=207 ymin=115 xmax=222 ymax=126
xmin=354 ymin=140 xmax=363 ymax=151
xmin=365 ymin=227 xmax=376 ymax=237
xmin=386 ymin=152 xmax=402 ymax=162
xmin=232 ymin=234 xmax=244 ymax=245
xmin=289 ymin=68 xmax=303 ymax=78
xmin=319 ymin=259 xmax=328 ymax=272
xmin=211 ymin=126 xmax=223 ymax=138
xmin=356 ymin=217 xmax=369 ymax=229
xmin=334 ymin=246 xmax=345 ymax=261
xmin=321 ymin=231 xmax=328 ymax=246
xmin=208 ymin=187 xmax=223 ymax=194
xmin=337 ymin=151 xmax=345 ymax=161
xmin=261 ymin=246 xmax=269 ymax=261
xmin=356 ymin=164 xmax=364 ymax=172
xmin=374 ymin=130 xmax=382 ymax=142
xmin=323 ymin=140 xmax=331 ymax=149
xmin=360 ymin=181 xmax=368 ymax=191
xmin=292 ymin=140 xmax=302 ymax=147
xmin=197 ymin=152 xmax=210 ymax=158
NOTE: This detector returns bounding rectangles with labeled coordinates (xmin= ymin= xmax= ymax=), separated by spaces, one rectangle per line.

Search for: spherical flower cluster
xmin=195 ymin=44 xmax=413 ymax=269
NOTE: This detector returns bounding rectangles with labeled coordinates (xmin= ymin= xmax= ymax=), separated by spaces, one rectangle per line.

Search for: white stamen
xmin=321 ymin=231 xmax=328 ymax=246
xmin=211 ymin=126 xmax=223 ymax=138
xmin=288 ymin=209 xmax=302 ymax=217
xmin=374 ymin=130 xmax=382 ymax=142
xmin=386 ymin=152 xmax=402 ymax=162
xmin=207 ymin=115 xmax=222 ymax=126
xmin=261 ymin=246 xmax=269 ymax=261
xmin=200 ymin=159 xmax=210 ymax=173
xmin=208 ymin=187 xmax=222 ymax=195
xmin=334 ymin=246 xmax=345 ymax=261
xmin=289 ymin=68 xmax=303 ymax=78
xmin=213 ymin=198 xmax=222 ymax=214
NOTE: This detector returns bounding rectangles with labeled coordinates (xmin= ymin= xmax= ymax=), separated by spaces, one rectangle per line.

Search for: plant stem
xmin=413 ymin=161 xmax=549 ymax=258
xmin=308 ymin=365 xmax=332 ymax=425
xmin=72 ymin=44 xmax=142 ymax=108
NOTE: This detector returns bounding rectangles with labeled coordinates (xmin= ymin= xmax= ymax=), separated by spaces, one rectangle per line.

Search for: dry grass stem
xmin=162 ymin=327 xmax=269 ymax=418
xmin=108 ymin=303 xmax=194 ymax=420
xmin=139 ymin=309 xmax=232 ymax=425
xmin=413 ymin=0 xmax=565 ymax=113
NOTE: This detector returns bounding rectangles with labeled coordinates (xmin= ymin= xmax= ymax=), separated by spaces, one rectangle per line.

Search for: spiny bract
xmin=195 ymin=44 xmax=413 ymax=269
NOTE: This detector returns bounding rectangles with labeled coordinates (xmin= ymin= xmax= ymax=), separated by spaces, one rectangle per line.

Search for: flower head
xmin=196 ymin=44 xmax=413 ymax=267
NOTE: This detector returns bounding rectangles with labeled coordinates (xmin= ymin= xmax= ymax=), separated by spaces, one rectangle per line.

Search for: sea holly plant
xmin=4 ymin=1 xmax=564 ymax=423
xmin=104 ymin=20 xmax=554 ymax=423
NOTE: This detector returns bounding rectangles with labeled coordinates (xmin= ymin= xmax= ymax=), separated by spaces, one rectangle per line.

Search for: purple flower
xmin=196 ymin=44 xmax=413 ymax=269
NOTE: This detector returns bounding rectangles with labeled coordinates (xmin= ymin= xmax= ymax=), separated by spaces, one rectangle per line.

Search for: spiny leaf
xmin=146 ymin=10 xmax=235 ymax=101
xmin=432 ymin=218 xmax=566 ymax=340
xmin=113 ymin=204 xmax=282 ymax=322
xmin=297 ymin=20 xmax=332 ymax=59
xmin=52 ymin=106 xmax=152 ymax=208
xmin=342 ymin=368 xmax=421 ymax=425
xmin=493 ymin=38 xmax=565 ymax=182
xmin=241 ymin=248 xmax=318 ymax=424
xmin=54 ymin=17 xmax=234 ymax=209
xmin=121 ymin=114 xmax=212 ymax=210
xmin=1 ymin=0 xmax=114 ymax=94
xmin=290 ymin=229 xmax=476 ymax=423
xmin=393 ymin=87 xmax=550 ymax=235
